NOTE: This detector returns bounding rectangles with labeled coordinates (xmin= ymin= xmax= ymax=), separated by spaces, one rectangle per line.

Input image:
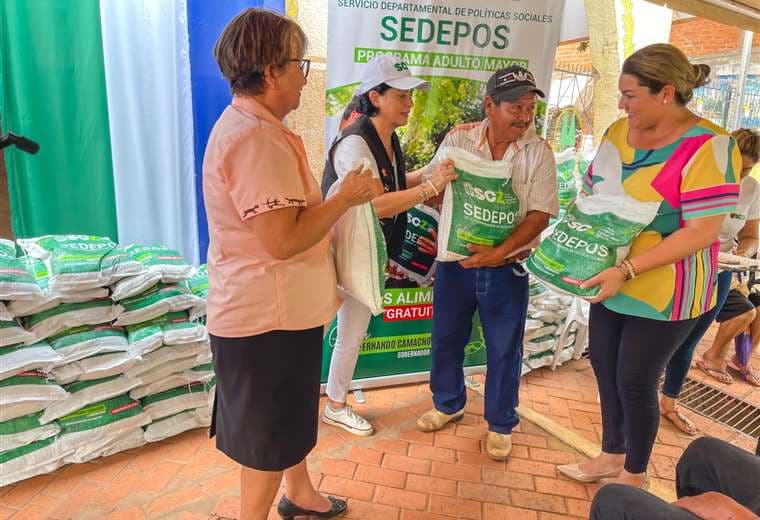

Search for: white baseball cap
xmin=356 ymin=55 xmax=431 ymax=95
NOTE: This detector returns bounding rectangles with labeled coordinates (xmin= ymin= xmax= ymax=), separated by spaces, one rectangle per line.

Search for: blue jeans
xmin=662 ymin=270 xmax=733 ymax=398
xmin=430 ymin=262 xmax=529 ymax=434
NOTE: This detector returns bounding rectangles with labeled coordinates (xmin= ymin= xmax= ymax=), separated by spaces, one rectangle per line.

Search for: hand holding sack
xmin=328 ymin=158 xmax=387 ymax=315
xmin=525 ymin=194 xmax=659 ymax=298
xmin=436 ymin=147 xmax=520 ymax=261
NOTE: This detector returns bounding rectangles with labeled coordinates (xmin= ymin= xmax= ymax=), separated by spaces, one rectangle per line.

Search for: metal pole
xmin=731 ymin=30 xmax=754 ymax=130
xmin=723 ymin=88 xmax=733 ymax=129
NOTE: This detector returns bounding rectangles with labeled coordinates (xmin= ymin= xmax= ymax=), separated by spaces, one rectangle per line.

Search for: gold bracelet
xmin=626 ymin=259 xmax=638 ymax=279
xmin=425 ymin=179 xmax=439 ymax=197
xmin=418 ymin=185 xmax=428 ymax=202
xmin=620 ymin=259 xmax=636 ymax=280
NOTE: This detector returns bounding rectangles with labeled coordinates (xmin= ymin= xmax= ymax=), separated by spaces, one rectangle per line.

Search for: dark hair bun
xmin=692 ymin=64 xmax=711 ymax=89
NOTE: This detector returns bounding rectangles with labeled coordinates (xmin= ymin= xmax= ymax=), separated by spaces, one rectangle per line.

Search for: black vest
xmin=322 ymin=116 xmax=407 ymax=258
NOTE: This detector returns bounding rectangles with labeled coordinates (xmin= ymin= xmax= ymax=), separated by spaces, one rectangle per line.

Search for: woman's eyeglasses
xmin=288 ymin=58 xmax=311 ymax=78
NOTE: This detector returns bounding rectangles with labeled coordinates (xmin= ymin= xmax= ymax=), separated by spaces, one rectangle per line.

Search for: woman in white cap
xmin=321 ymin=55 xmax=457 ymax=435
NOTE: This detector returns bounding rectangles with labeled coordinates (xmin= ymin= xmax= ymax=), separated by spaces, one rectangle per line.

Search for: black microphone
xmin=0 ymin=132 xmax=40 ymax=155
xmin=13 ymin=134 xmax=39 ymax=154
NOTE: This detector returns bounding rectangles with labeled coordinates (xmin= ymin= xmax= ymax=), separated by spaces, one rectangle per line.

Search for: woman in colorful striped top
xmin=557 ymin=44 xmax=742 ymax=489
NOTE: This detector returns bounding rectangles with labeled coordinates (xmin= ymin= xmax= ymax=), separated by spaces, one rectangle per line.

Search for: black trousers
xmin=590 ymin=437 xmax=760 ymax=519
xmin=589 ymin=304 xmax=698 ymax=473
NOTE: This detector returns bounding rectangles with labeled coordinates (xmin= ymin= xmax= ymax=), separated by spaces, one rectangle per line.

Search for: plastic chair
xmin=551 ymin=297 xmax=589 ymax=370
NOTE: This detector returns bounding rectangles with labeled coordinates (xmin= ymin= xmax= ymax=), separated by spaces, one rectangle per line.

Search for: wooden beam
xmin=646 ymin=0 xmax=760 ymax=32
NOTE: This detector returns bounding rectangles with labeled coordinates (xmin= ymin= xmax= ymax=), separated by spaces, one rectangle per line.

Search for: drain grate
xmin=676 ymin=377 xmax=760 ymax=438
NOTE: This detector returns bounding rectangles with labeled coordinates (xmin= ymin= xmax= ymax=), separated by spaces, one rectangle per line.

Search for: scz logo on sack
xmin=462 ymin=181 xmax=506 ymax=204
xmin=407 ymin=213 xmax=431 ymax=231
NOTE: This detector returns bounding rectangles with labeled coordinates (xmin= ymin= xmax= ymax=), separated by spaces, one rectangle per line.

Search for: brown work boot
xmin=416 ymin=408 xmax=464 ymax=432
xmin=485 ymin=431 xmax=512 ymax=460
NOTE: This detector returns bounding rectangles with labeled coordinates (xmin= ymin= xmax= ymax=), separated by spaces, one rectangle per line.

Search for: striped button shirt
xmin=425 ymin=119 xmax=559 ymax=223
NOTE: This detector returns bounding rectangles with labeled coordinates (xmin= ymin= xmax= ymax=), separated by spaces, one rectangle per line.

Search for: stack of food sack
xmin=0 ymin=236 xmax=213 ymax=486
xmin=521 ymin=279 xmax=577 ymax=373
xmin=550 ymin=141 xmax=597 ymax=225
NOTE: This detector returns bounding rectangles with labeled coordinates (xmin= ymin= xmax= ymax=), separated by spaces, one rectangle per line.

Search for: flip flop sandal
xmin=695 ymin=358 xmax=734 ymax=384
xmin=726 ymin=360 xmax=760 ymax=387
xmin=661 ymin=410 xmax=698 ymax=436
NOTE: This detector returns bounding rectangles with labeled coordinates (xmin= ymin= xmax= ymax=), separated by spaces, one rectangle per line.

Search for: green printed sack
xmin=17 ymin=235 xmax=143 ymax=292
xmin=6 ymin=258 xmax=109 ymax=318
xmin=50 ymin=351 xmax=137 ymax=385
xmin=205 ymin=376 xmax=217 ymax=410
xmin=160 ymin=311 xmax=207 ymax=344
xmin=0 ymin=411 xmax=60 ymax=452
xmin=0 ymin=318 xmax=36 ymax=347
xmin=129 ymin=350 xmax=212 ymax=400
xmin=0 ymin=341 xmax=61 ymax=381
xmin=0 ymin=435 xmax=69 ymax=487
xmin=578 ymin=141 xmax=596 ymax=180
xmin=185 ymin=360 xmax=214 ymax=383
xmin=437 ymin=147 xmax=520 ymax=261
xmin=56 ymin=394 xmax=150 ymax=454
xmin=555 ymin=148 xmax=579 ymax=210
xmin=0 ymin=239 xmax=41 ymax=300
xmin=23 ymin=299 xmax=123 ymax=341
xmin=125 ymin=311 xmax=206 ymax=357
xmin=182 ymin=264 xmax=208 ymax=298
xmin=110 ymin=244 xmax=194 ymax=301
xmin=125 ymin=342 xmax=206 ymax=386
xmin=180 ymin=265 xmax=208 ymax=321
xmin=126 ymin=320 xmax=164 ymax=357
xmin=388 ymin=205 xmax=439 ymax=286
xmin=327 ymin=165 xmax=387 ymax=316
xmin=144 ymin=408 xmax=210 ymax=443
xmin=113 ymin=283 xmax=202 ymax=326
xmin=40 ymin=375 xmax=142 ymax=424
xmin=48 ymin=324 xmax=128 ymax=365
xmin=525 ymin=194 xmax=659 ymax=298
xmin=0 ymin=371 xmax=68 ymax=422
xmin=65 ymin=427 xmax=146 ymax=464
xmin=140 ymin=380 xmax=209 ymax=421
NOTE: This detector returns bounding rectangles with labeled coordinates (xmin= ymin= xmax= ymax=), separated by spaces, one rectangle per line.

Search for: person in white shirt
xmin=415 ymin=66 xmax=559 ymax=460
xmin=658 ymin=128 xmax=760 ymax=436
xmin=320 ymin=55 xmax=457 ymax=435
xmin=694 ymin=129 xmax=760 ymax=386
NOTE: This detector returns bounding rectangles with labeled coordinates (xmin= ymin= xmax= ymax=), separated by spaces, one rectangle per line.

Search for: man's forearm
xmin=496 ymin=211 xmax=551 ymax=258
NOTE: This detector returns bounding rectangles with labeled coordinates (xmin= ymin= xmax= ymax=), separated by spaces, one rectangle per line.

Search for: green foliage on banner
xmin=400 ymin=76 xmax=485 ymax=170
xmin=326 ymin=75 xmax=548 ymax=172
xmin=325 ymin=83 xmax=361 ymax=118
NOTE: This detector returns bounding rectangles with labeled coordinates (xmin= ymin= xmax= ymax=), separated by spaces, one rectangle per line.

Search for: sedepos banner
xmin=321 ymin=0 xmax=564 ymax=389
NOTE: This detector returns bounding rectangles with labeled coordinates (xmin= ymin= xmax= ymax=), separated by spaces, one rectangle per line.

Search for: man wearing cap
xmin=416 ymin=66 xmax=559 ymax=460
xmin=320 ymin=55 xmax=457 ymax=436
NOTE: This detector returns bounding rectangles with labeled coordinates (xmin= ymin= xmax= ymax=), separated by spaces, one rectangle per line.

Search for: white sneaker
xmin=322 ymin=404 xmax=374 ymax=436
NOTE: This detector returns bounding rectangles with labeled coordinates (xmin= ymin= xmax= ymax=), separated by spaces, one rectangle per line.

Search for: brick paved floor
xmin=1 ymin=327 xmax=757 ymax=520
